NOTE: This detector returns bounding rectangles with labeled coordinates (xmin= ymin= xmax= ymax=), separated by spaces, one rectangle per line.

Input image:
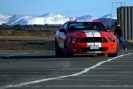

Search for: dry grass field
xmin=0 ymin=30 xmax=55 ymax=50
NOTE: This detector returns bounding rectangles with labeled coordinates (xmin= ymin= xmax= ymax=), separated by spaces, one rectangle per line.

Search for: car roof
xmin=67 ymin=20 xmax=101 ymax=23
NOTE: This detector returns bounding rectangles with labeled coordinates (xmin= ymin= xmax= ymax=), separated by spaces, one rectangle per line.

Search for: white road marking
xmin=6 ymin=51 xmax=39 ymax=57
xmin=7 ymin=53 xmax=28 ymax=57
xmin=5 ymin=53 xmax=133 ymax=88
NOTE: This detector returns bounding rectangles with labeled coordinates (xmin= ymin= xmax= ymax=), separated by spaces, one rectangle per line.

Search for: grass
xmin=0 ymin=30 xmax=55 ymax=39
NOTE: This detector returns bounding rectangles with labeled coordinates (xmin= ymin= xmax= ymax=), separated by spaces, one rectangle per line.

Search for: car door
xmin=58 ymin=22 xmax=68 ymax=49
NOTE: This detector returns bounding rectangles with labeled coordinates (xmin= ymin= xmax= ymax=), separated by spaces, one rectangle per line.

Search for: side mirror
xmin=107 ymin=27 xmax=112 ymax=32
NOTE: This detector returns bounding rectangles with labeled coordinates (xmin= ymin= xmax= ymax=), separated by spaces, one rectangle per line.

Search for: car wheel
xmin=55 ymin=39 xmax=63 ymax=57
xmin=108 ymin=48 xmax=118 ymax=57
xmin=64 ymin=41 xmax=74 ymax=57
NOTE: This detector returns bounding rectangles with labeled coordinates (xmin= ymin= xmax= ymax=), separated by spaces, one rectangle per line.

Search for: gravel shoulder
xmin=0 ymin=38 xmax=55 ymax=51
xmin=0 ymin=38 xmax=133 ymax=51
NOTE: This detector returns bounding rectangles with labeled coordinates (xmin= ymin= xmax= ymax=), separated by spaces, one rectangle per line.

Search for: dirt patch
xmin=0 ymin=39 xmax=55 ymax=51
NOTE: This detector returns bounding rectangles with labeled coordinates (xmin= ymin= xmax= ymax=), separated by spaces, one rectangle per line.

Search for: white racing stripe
xmin=91 ymin=30 xmax=101 ymax=37
xmin=83 ymin=30 xmax=101 ymax=53
xmin=5 ymin=53 xmax=133 ymax=88
xmin=83 ymin=30 xmax=94 ymax=37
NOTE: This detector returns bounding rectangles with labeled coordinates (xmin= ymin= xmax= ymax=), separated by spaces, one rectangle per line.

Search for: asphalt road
xmin=0 ymin=50 xmax=133 ymax=89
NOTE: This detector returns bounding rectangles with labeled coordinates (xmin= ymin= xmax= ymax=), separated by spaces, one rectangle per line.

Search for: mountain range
xmin=0 ymin=13 xmax=117 ymax=26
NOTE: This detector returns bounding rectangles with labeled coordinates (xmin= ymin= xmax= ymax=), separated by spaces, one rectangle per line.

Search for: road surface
xmin=0 ymin=50 xmax=133 ymax=89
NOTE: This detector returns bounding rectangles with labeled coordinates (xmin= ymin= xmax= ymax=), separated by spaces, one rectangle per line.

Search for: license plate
xmin=89 ymin=45 xmax=99 ymax=49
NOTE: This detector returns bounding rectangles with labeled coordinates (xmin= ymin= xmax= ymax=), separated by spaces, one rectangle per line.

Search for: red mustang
xmin=55 ymin=20 xmax=118 ymax=57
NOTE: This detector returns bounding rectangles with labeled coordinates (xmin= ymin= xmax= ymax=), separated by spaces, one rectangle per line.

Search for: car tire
xmin=55 ymin=39 xmax=63 ymax=57
xmin=64 ymin=41 xmax=74 ymax=57
xmin=108 ymin=48 xmax=118 ymax=57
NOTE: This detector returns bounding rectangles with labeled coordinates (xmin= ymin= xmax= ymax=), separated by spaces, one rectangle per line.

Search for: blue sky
xmin=0 ymin=0 xmax=133 ymax=18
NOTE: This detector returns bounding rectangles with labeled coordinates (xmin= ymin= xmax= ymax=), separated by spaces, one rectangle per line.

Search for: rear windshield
xmin=68 ymin=22 xmax=107 ymax=32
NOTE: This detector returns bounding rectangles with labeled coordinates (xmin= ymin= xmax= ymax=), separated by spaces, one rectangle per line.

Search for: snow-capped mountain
xmin=0 ymin=13 xmax=116 ymax=26
xmin=1 ymin=13 xmax=70 ymax=25
xmin=97 ymin=13 xmax=117 ymax=26
xmin=69 ymin=15 xmax=97 ymax=20
xmin=0 ymin=14 xmax=11 ymax=24
xmin=100 ymin=13 xmax=117 ymax=19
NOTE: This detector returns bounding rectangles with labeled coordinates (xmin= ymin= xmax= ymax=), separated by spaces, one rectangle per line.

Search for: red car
xmin=55 ymin=20 xmax=118 ymax=57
